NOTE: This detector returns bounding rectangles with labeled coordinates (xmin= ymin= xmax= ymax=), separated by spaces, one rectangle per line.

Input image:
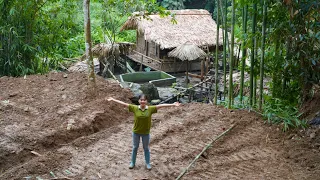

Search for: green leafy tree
xmin=159 ymin=0 xmax=185 ymax=10
xmin=0 ymin=0 xmax=170 ymax=77
xmin=0 ymin=0 xmax=46 ymax=76
xmin=0 ymin=0 xmax=84 ymax=76
xmin=229 ymin=0 xmax=319 ymax=130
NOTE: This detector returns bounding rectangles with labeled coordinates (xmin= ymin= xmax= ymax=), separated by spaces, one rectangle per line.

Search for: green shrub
xmin=263 ymin=96 xmax=307 ymax=131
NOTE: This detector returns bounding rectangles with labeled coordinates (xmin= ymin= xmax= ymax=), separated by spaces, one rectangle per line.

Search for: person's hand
xmin=107 ymin=97 xmax=114 ymax=101
xmin=173 ymin=102 xmax=181 ymax=107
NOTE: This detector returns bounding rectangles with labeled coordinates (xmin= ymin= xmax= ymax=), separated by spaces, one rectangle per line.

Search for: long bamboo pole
xmin=240 ymin=5 xmax=248 ymax=103
xmin=259 ymin=0 xmax=267 ymax=110
xmin=176 ymin=124 xmax=236 ymax=180
xmin=214 ymin=0 xmax=220 ymax=105
xmin=218 ymin=0 xmax=231 ymax=54
xmin=228 ymin=0 xmax=235 ymax=108
xmin=221 ymin=0 xmax=228 ymax=100
xmin=250 ymin=3 xmax=257 ymax=107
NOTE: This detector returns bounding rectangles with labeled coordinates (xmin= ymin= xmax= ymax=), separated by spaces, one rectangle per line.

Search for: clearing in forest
xmin=0 ymin=72 xmax=319 ymax=179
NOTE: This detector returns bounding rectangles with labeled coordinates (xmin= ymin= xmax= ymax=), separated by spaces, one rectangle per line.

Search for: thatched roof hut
xmin=121 ymin=9 xmax=223 ymax=50
xmin=121 ymin=9 xmax=224 ymax=73
xmin=168 ymin=42 xmax=208 ymax=83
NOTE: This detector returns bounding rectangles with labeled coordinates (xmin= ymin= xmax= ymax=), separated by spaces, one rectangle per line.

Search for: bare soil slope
xmin=0 ymin=72 xmax=319 ymax=180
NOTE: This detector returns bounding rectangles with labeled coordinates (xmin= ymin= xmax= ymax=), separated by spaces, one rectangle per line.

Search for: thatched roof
xmin=168 ymin=42 xmax=207 ymax=61
xmin=92 ymin=43 xmax=118 ymax=57
xmin=120 ymin=9 xmax=224 ymax=49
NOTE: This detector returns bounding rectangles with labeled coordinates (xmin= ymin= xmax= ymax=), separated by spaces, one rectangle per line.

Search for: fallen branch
xmin=176 ymin=124 xmax=236 ymax=180
xmin=49 ymin=177 xmax=73 ymax=180
xmin=30 ymin=151 xmax=42 ymax=156
xmin=185 ymin=72 xmax=203 ymax=80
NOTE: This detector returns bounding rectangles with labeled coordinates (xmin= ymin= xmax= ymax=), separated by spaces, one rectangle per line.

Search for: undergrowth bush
xmin=263 ymin=96 xmax=307 ymax=131
xmin=218 ymin=95 xmax=307 ymax=131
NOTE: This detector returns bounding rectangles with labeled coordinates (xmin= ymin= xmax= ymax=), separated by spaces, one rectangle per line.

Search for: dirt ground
xmin=0 ymin=72 xmax=319 ymax=180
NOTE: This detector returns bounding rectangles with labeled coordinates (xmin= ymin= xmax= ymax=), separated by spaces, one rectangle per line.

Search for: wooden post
xmin=140 ymin=55 xmax=143 ymax=71
xmin=124 ymin=57 xmax=128 ymax=73
xmin=205 ymin=57 xmax=209 ymax=75
xmin=201 ymin=60 xmax=204 ymax=81
xmin=145 ymin=40 xmax=148 ymax=56
xmin=160 ymin=60 xmax=163 ymax=71
xmin=186 ymin=60 xmax=189 ymax=87
xmin=205 ymin=57 xmax=209 ymax=88
xmin=200 ymin=59 xmax=204 ymax=101
xmin=174 ymin=58 xmax=177 ymax=74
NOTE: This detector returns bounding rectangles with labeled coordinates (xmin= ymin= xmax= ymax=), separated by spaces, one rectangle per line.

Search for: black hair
xmin=139 ymin=94 xmax=148 ymax=100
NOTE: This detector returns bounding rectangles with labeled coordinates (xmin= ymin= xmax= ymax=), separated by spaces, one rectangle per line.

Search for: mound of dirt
xmin=0 ymin=72 xmax=132 ymax=178
xmin=0 ymin=72 xmax=319 ymax=179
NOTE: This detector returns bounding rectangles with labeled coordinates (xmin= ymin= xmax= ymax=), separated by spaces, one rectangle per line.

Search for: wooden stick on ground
xmin=176 ymin=124 xmax=237 ymax=180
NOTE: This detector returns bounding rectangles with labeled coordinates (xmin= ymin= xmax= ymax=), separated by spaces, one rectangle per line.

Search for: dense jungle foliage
xmin=0 ymin=0 xmax=319 ymax=130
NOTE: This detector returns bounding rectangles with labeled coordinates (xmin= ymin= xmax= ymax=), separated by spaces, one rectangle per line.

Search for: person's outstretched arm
xmin=156 ymin=102 xmax=181 ymax=109
xmin=107 ymin=97 xmax=130 ymax=107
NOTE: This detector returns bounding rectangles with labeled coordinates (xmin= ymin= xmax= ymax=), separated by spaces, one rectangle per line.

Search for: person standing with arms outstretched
xmin=107 ymin=94 xmax=181 ymax=170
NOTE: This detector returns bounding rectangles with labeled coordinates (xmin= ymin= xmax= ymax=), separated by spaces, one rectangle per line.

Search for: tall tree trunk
xmin=240 ymin=5 xmax=248 ymax=103
xmin=214 ymin=0 xmax=220 ymax=104
xmin=250 ymin=3 xmax=257 ymax=107
xmin=259 ymin=0 xmax=267 ymax=110
xmin=84 ymin=0 xmax=96 ymax=88
xmin=228 ymin=0 xmax=235 ymax=108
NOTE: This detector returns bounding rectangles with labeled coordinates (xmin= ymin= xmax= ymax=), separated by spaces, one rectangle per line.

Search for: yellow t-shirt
xmin=128 ymin=104 xmax=157 ymax=134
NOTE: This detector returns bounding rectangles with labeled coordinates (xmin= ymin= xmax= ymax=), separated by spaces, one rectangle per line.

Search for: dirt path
xmin=1 ymin=72 xmax=319 ymax=179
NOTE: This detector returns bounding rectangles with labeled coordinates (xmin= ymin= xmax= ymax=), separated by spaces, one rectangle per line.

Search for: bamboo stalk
xmin=250 ymin=3 xmax=257 ymax=107
xmin=240 ymin=5 xmax=248 ymax=103
xmin=222 ymin=0 xmax=228 ymax=100
xmin=214 ymin=0 xmax=220 ymax=105
xmin=228 ymin=0 xmax=236 ymax=108
xmin=259 ymin=0 xmax=267 ymax=110
xmin=176 ymin=124 xmax=236 ymax=180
